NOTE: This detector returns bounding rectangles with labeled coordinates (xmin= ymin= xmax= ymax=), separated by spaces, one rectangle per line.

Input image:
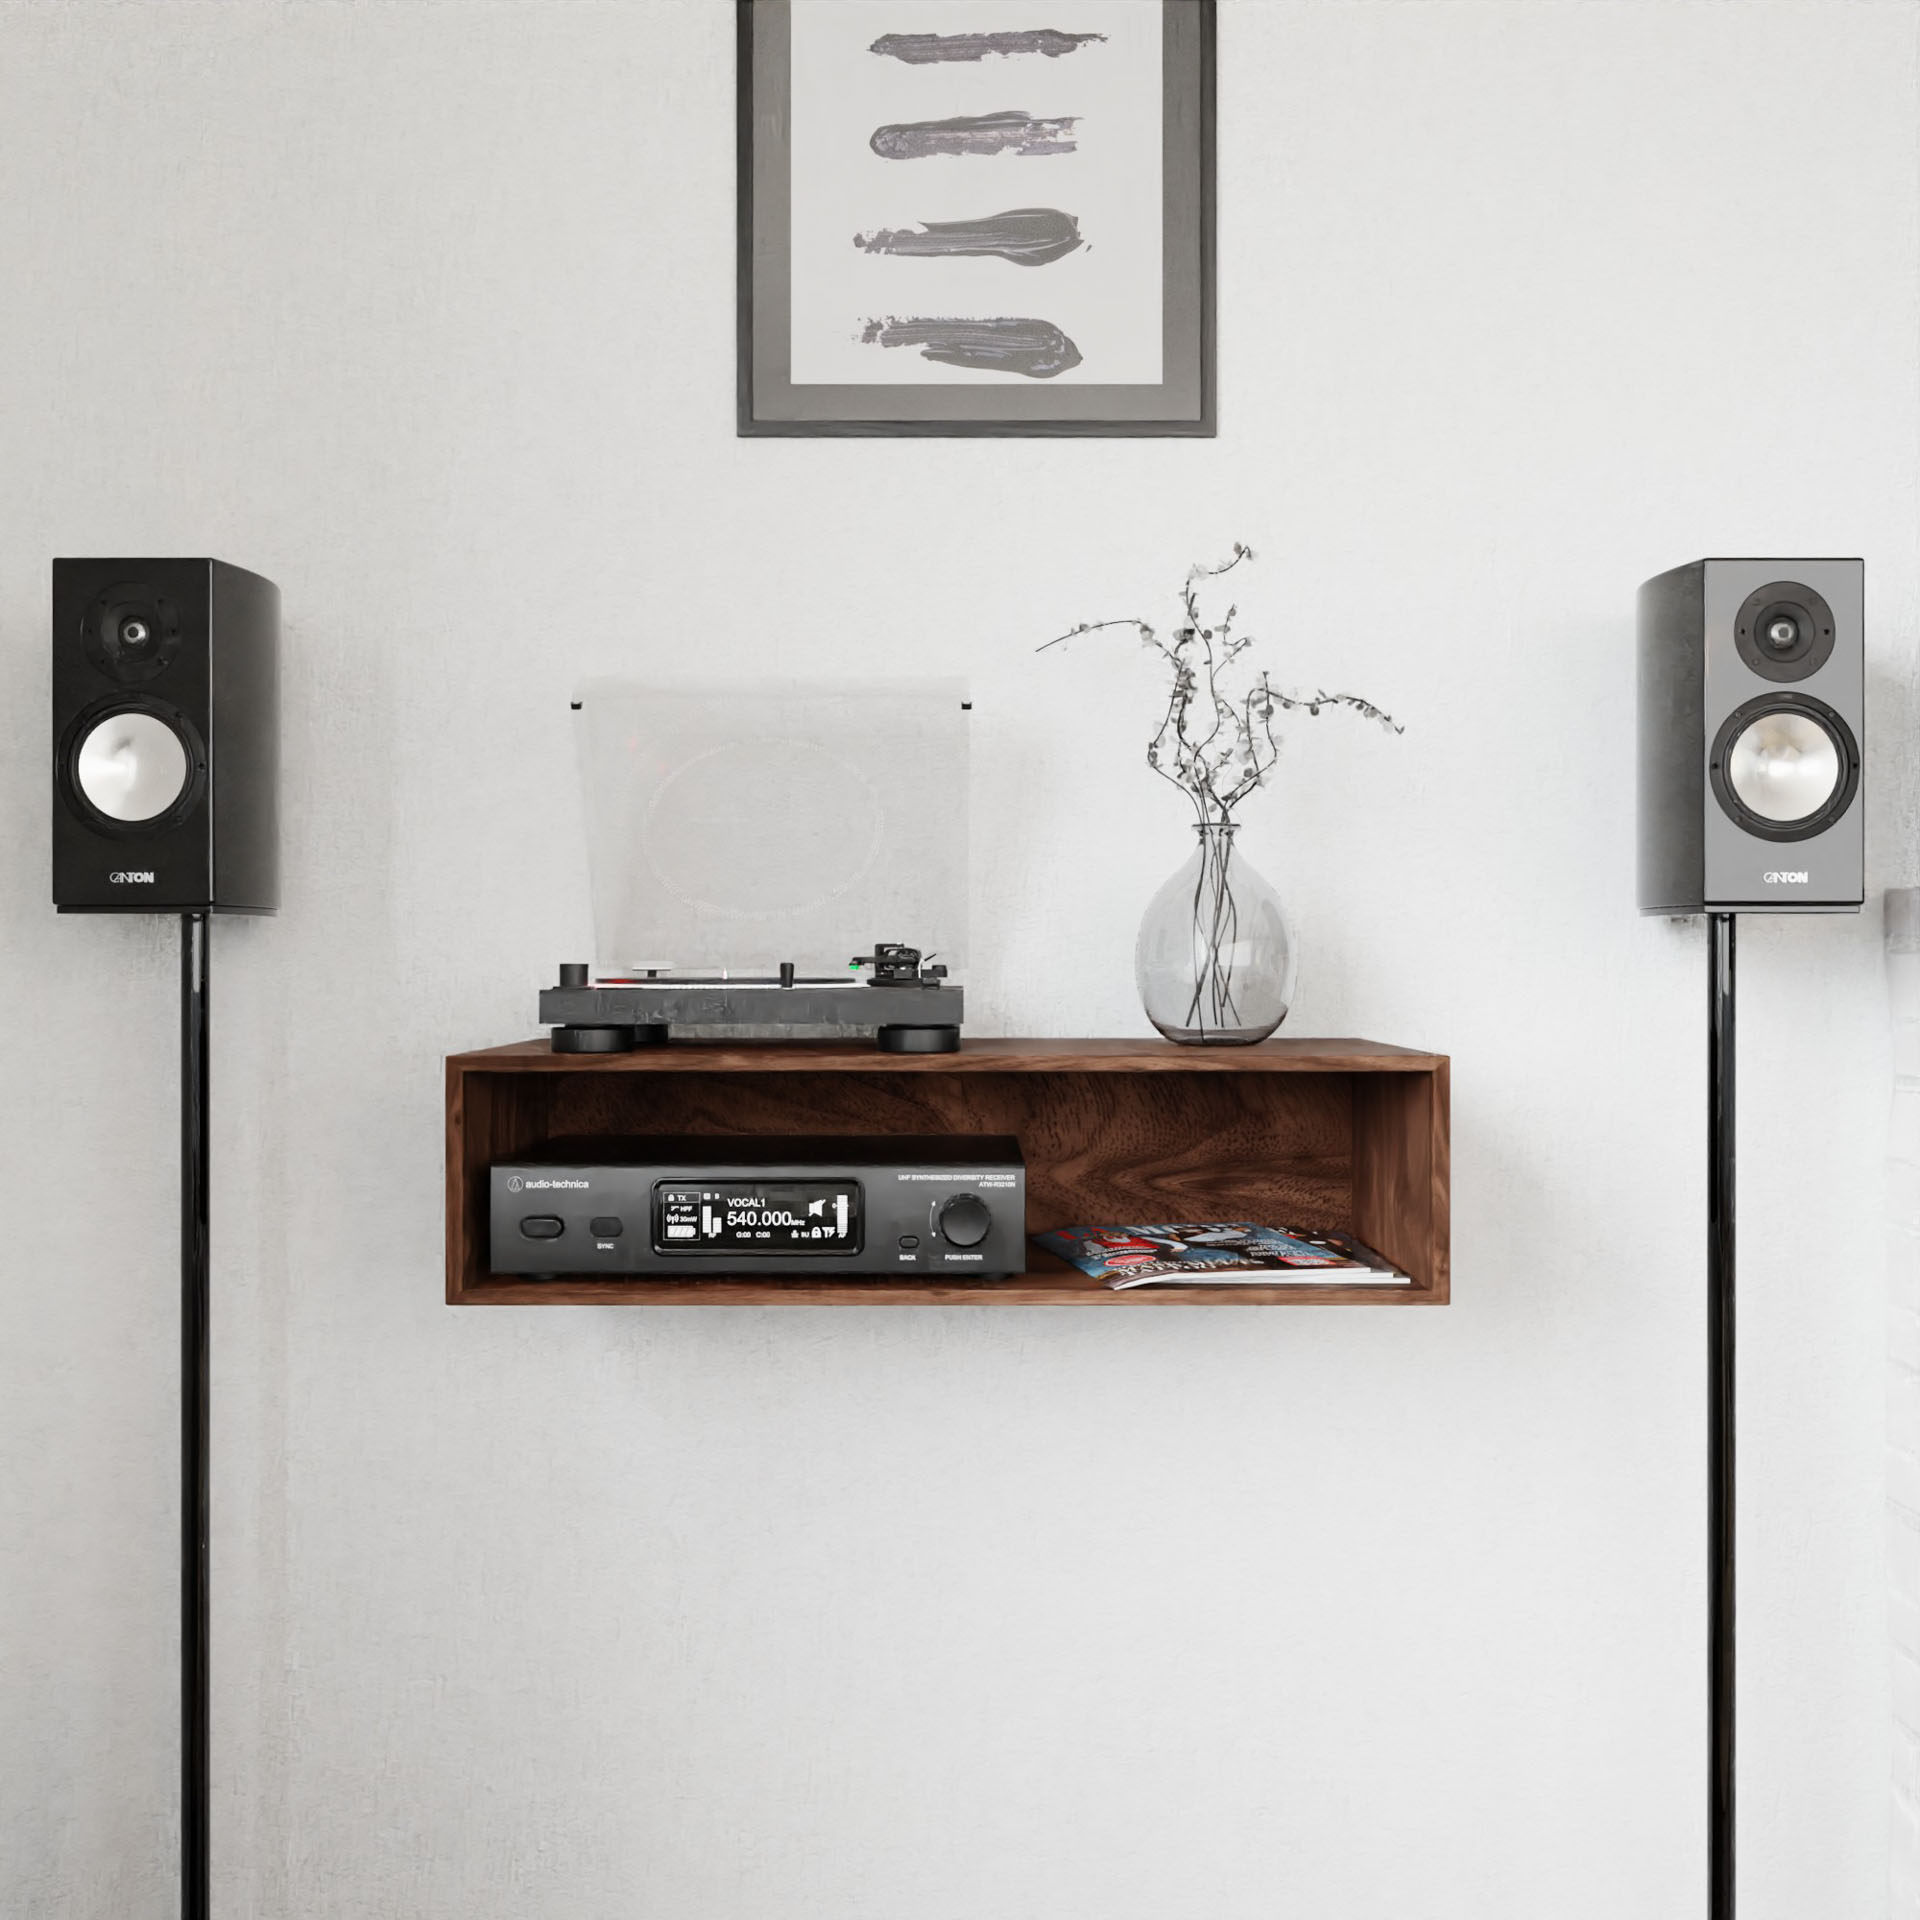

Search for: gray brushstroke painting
xmin=858 ymin=316 xmax=1083 ymax=379
xmin=869 ymin=29 xmax=1107 ymax=65
xmin=854 ymin=208 xmax=1084 ymax=268
xmin=870 ymin=111 xmax=1077 ymax=161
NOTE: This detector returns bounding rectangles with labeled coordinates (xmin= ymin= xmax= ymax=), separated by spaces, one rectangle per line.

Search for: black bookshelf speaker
xmin=51 ymin=558 xmax=279 ymax=913
xmin=1637 ymin=557 xmax=1863 ymax=914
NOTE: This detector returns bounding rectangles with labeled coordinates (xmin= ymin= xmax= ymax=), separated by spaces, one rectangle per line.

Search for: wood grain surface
xmin=445 ymin=1039 xmax=1450 ymax=1306
xmin=1352 ymin=1059 xmax=1450 ymax=1304
xmin=450 ymin=1036 xmax=1444 ymax=1073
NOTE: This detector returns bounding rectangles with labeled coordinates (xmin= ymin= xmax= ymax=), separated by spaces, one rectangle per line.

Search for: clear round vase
xmin=1135 ymin=821 xmax=1296 ymax=1045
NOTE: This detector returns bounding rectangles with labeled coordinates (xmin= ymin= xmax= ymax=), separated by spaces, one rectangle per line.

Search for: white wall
xmin=1 ymin=3 xmax=1914 ymax=1916
xmin=1889 ymin=892 xmax=1920 ymax=1912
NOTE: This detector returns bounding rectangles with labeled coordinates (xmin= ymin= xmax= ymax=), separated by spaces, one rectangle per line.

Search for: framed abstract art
xmin=737 ymin=0 xmax=1215 ymax=436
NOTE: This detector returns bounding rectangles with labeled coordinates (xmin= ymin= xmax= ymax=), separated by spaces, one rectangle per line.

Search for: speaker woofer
xmin=60 ymin=700 xmax=206 ymax=833
xmin=1709 ymin=693 xmax=1858 ymax=842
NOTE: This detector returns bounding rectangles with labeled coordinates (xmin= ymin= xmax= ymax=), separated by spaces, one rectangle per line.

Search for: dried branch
xmin=1040 ymin=546 xmax=1401 ymax=824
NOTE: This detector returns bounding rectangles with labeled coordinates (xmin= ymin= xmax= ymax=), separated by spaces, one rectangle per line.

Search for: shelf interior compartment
xmin=447 ymin=1050 xmax=1448 ymax=1304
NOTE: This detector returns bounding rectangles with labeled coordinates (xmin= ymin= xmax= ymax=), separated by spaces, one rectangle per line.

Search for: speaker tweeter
xmin=83 ymin=582 xmax=183 ymax=684
xmin=1732 ymin=580 xmax=1835 ymax=682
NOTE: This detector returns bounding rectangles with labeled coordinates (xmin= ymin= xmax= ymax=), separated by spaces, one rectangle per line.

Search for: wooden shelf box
xmin=444 ymin=1038 xmax=1449 ymax=1306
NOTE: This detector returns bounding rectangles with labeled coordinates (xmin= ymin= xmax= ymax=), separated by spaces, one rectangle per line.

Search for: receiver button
xmin=589 ymin=1216 xmax=624 ymax=1239
xmin=519 ymin=1215 xmax=565 ymax=1240
xmin=937 ymin=1195 xmax=992 ymax=1249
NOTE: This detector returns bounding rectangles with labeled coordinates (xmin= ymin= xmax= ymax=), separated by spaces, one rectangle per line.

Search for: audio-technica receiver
xmin=489 ymin=1135 xmax=1025 ymax=1279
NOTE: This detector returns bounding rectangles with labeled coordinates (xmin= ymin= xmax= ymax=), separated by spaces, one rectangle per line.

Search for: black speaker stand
xmin=180 ymin=912 xmax=211 ymax=1920
xmin=1708 ymin=912 xmax=1735 ymax=1920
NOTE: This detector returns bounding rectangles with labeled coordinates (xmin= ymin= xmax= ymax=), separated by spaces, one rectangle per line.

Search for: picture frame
xmin=737 ymin=0 xmax=1215 ymax=437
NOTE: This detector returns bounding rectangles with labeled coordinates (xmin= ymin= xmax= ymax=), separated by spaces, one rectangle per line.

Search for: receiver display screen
xmin=653 ymin=1181 xmax=862 ymax=1254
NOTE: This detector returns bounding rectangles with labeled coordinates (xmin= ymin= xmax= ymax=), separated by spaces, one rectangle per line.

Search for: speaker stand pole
xmin=1708 ymin=911 xmax=1735 ymax=1920
xmin=181 ymin=912 xmax=211 ymax=1920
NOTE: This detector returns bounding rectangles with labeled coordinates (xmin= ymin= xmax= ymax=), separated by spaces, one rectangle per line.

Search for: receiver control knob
xmin=937 ymin=1194 xmax=992 ymax=1249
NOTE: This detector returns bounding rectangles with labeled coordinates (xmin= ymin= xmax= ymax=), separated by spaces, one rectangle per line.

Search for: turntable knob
xmin=937 ymin=1194 xmax=993 ymax=1249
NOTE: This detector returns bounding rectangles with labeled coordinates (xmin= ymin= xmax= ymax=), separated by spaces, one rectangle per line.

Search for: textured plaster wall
xmin=1 ymin=3 xmax=1916 ymax=1917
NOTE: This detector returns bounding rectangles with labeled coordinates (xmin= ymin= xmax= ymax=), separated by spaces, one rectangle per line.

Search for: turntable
xmin=541 ymin=942 xmax=964 ymax=1052
xmin=555 ymin=679 xmax=971 ymax=1053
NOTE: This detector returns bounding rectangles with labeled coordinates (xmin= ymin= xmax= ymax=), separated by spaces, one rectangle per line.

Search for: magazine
xmin=1030 ymin=1222 xmax=1412 ymax=1289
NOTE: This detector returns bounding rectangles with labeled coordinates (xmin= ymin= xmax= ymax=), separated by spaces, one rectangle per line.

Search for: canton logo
xmin=1763 ymin=871 xmax=1810 ymax=885
xmin=109 ymin=871 xmax=156 ymax=884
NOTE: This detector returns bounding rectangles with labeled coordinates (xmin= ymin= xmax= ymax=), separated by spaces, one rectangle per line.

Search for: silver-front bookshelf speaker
xmin=52 ymin=558 xmax=279 ymax=913
xmin=1637 ymin=558 xmax=1863 ymax=914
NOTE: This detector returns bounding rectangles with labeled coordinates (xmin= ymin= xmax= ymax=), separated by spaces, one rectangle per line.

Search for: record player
xmin=555 ymin=679 xmax=971 ymax=1053
xmin=541 ymin=942 xmax=964 ymax=1052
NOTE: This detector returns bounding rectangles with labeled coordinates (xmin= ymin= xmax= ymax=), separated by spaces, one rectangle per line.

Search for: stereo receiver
xmin=489 ymin=1135 xmax=1026 ymax=1279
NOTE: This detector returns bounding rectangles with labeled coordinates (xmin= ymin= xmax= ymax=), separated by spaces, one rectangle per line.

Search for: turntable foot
xmin=878 ymin=1025 xmax=960 ymax=1054
xmin=551 ymin=1024 xmax=671 ymax=1054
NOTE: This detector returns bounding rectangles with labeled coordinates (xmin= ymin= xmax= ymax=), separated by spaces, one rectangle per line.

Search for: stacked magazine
xmin=1030 ymin=1222 xmax=1412 ymax=1290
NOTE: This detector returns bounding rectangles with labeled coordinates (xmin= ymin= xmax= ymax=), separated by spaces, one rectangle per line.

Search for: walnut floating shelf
xmin=444 ymin=1038 xmax=1450 ymax=1306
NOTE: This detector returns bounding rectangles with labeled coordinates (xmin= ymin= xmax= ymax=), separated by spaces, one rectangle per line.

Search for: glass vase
xmin=1135 ymin=821 xmax=1295 ymax=1045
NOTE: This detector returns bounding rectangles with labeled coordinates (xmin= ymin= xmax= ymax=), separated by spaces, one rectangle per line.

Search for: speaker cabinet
xmin=52 ymin=558 xmax=279 ymax=913
xmin=1637 ymin=557 xmax=1862 ymax=915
